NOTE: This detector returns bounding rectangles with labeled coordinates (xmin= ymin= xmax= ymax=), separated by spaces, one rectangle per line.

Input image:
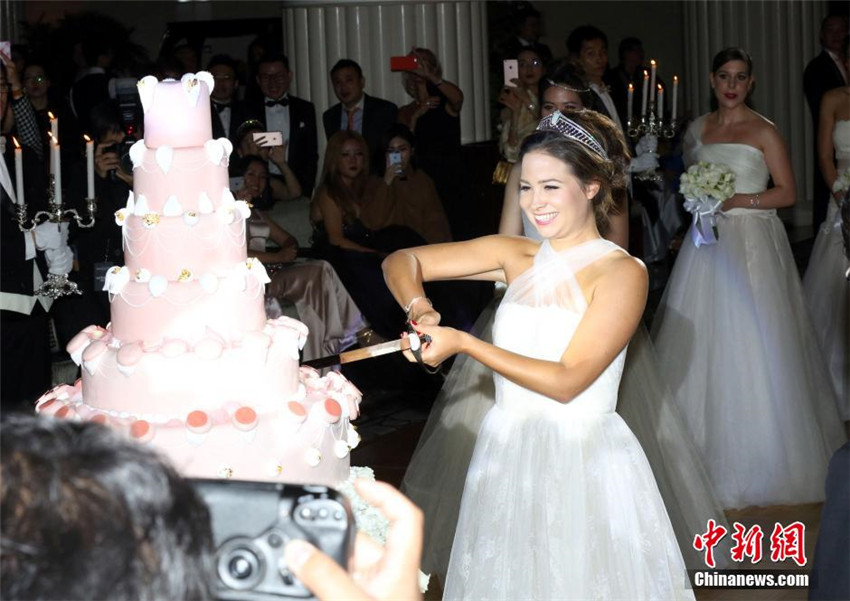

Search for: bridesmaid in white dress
xmin=385 ymin=110 xmax=693 ymax=600
xmin=652 ymin=48 xmax=846 ymax=510
xmin=804 ymin=43 xmax=850 ymax=418
xmin=402 ymin=75 xmax=726 ymax=584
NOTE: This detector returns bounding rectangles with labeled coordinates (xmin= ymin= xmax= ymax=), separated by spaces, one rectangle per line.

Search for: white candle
xmin=627 ymin=83 xmax=634 ymax=122
xmin=48 ymin=133 xmax=55 ymax=176
xmin=657 ymin=85 xmax=664 ymax=119
xmin=13 ymin=138 xmax=23 ymax=205
xmin=649 ymin=60 xmax=657 ymax=103
xmin=641 ymin=70 xmax=649 ymax=116
xmin=52 ymin=140 xmax=62 ymax=206
xmin=84 ymin=135 xmax=94 ymax=199
xmin=48 ymin=111 xmax=58 ymax=144
xmin=672 ymin=75 xmax=679 ymax=121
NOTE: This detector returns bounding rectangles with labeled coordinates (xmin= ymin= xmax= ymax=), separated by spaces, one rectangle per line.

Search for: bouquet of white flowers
xmin=680 ymin=161 xmax=737 ymax=247
xmin=832 ymin=167 xmax=850 ymax=195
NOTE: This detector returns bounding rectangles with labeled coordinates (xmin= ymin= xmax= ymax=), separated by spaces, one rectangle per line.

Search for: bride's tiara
xmin=536 ymin=111 xmax=608 ymax=160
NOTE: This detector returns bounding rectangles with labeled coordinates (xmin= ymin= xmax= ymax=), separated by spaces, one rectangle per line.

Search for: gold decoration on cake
xmin=142 ymin=213 xmax=160 ymax=228
xmin=134 ymin=268 xmax=151 ymax=283
xmin=218 ymin=466 xmax=234 ymax=479
xmin=114 ymin=208 xmax=129 ymax=225
xmin=177 ymin=268 xmax=193 ymax=282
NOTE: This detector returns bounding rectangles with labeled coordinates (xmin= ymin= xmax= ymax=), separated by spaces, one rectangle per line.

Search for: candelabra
xmin=16 ymin=174 xmax=96 ymax=298
xmin=626 ymin=101 xmax=678 ymax=183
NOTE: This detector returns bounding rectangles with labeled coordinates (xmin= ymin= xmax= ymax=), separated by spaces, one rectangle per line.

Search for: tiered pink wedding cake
xmin=36 ymin=72 xmax=361 ymax=486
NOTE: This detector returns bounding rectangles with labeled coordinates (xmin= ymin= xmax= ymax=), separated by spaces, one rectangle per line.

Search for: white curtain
xmin=683 ymin=0 xmax=828 ymax=226
xmin=282 ymin=1 xmax=490 ymax=162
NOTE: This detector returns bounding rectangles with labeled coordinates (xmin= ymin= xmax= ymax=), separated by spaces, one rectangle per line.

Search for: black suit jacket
xmin=210 ymin=99 xmax=253 ymax=144
xmin=248 ymin=95 xmax=319 ymax=197
xmin=323 ymin=94 xmax=398 ymax=173
xmin=804 ymin=51 xmax=846 ymax=125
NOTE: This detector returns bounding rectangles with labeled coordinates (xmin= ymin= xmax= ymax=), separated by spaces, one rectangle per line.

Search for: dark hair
xmin=231 ymin=153 xmax=267 ymax=176
xmin=566 ymin=25 xmax=608 ymax=55
xmin=89 ymin=100 xmax=124 ymax=141
xmin=821 ymin=14 xmax=849 ymax=35
xmin=515 ymin=46 xmax=543 ymax=62
xmin=515 ymin=5 xmax=541 ymax=27
xmin=330 ymin=59 xmax=363 ymax=79
xmin=519 ymin=108 xmax=630 ymax=232
xmin=0 ymin=415 xmax=214 ymax=601
xmin=258 ymin=53 xmax=290 ymax=72
xmin=711 ymin=47 xmax=753 ymax=75
xmin=81 ymin=39 xmax=111 ymax=67
xmin=378 ymin=124 xmax=417 ymax=176
xmin=618 ymin=37 xmax=643 ymax=62
xmin=206 ymin=54 xmax=237 ymax=73
xmin=542 ymin=63 xmax=596 ymax=110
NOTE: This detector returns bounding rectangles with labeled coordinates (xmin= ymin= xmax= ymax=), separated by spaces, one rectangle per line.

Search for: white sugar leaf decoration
xmin=196 ymin=71 xmax=214 ymax=95
xmin=137 ymin=76 xmax=159 ymax=113
xmin=129 ymin=140 xmax=146 ymax=170
xmin=134 ymin=194 xmax=150 ymax=216
xmin=234 ymin=200 xmax=251 ymax=220
xmin=148 ymin=275 xmax=168 ymax=298
xmin=181 ymin=73 xmax=202 ymax=107
xmin=221 ymin=188 xmax=236 ymax=205
xmin=104 ymin=266 xmax=130 ymax=294
xmin=204 ymin=139 xmax=224 ymax=165
xmin=126 ymin=190 xmax=135 ymax=213
xmin=162 ymin=195 xmax=182 ymax=217
xmin=155 ymin=146 xmax=173 ymax=174
xmin=198 ymin=192 xmax=214 ymax=214
xmin=220 ymin=138 xmax=233 ymax=163
xmin=183 ymin=211 xmax=200 ymax=226
xmin=200 ymin=273 xmax=219 ymax=294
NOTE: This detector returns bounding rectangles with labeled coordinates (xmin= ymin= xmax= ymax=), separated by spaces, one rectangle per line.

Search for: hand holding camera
xmin=95 ymin=138 xmax=134 ymax=185
xmin=384 ymin=151 xmax=406 ymax=185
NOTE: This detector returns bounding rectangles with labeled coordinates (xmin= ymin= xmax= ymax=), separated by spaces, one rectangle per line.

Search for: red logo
xmin=731 ymin=523 xmax=764 ymax=564
xmin=693 ymin=519 xmax=728 ymax=568
xmin=769 ymin=522 xmax=807 ymax=567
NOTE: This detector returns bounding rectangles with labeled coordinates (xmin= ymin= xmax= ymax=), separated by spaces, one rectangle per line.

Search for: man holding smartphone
xmin=249 ymin=54 xmax=318 ymax=197
xmin=323 ymin=59 xmax=397 ymax=174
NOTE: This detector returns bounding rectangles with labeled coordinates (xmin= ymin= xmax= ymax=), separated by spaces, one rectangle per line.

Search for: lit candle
xmin=13 ymin=137 xmax=23 ymax=205
xmin=649 ymin=60 xmax=657 ymax=103
xmin=48 ymin=133 xmax=56 ymax=176
xmin=627 ymin=83 xmax=634 ymax=122
xmin=48 ymin=111 xmax=58 ymax=144
xmin=52 ymin=137 xmax=62 ymax=207
xmin=672 ymin=75 xmax=679 ymax=121
xmin=641 ymin=70 xmax=649 ymax=116
xmin=657 ymin=85 xmax=664 ymax=119
xmin=84 ymin=135 xmax=94 ymax=199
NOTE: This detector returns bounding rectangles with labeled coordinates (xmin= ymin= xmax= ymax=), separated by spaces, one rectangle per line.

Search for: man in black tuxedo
xmin=804 ymin=15 xmax=848 ymax=234
xmin=322 ymin=59 xmax=398 ymax=174
xmin=207 ymin=55 xmax=251 ymax=144
xmin=248 ymin=54 xmax=318 ymax=197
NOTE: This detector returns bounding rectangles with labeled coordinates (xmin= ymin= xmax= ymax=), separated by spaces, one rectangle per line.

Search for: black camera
xmin=190 ymin=480 xmax=355 ymax=600
xmin=100 ymin=136 xmax=136 ymax=182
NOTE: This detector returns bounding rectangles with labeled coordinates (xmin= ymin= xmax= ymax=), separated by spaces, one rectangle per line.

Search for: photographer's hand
xmin=285 ymin=480 xmax=424 ymax=601
xmin=94 ymin=143 xmax=119 ymax=179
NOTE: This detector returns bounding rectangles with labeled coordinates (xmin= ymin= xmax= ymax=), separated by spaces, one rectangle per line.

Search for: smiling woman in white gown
xmin=385 ymin=110 xmax=693 ymax=600
xmin=651 ymin=48 xmax=846 ymax=510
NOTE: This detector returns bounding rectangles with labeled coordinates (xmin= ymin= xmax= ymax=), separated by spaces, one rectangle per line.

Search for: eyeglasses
xmin=518 ymin=59 xmax=542 ymax=68
xmin=24 ymin=76 xmax=47 ymax=84
xmin=213 ymin=74 xmax=233 ymax=81
xmin=387 ymin=145 xmax=410 ymax=153
xmin=258 ymin=73 xmax=286 ymax=83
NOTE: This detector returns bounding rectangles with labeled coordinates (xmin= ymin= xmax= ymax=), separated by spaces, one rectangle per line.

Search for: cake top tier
xmin=138 ymin=72 xmax=215 ymax=149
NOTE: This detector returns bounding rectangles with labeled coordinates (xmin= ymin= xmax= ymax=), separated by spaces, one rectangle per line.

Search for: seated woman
xmin=234 ymin=119 xmax=302 ymax=207
xmin=362 ymin=124 xmax=452 ymax=244
xmin=310 ymin=131 xmax=426 ymax=339
xmin=233 ymin=155 xmax=366 ymax=362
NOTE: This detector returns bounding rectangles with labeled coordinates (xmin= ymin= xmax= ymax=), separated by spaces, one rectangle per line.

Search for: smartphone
xmin=390 ymin=55 xmax=419 ymax=72
xmin=229 ymin=176 xmax=245 ymax=191
xmin=503 ymin=59 xmax=519 ymax=88
xmin=252 ymin=132 xmax=283 ymax=147
xmin=388 ymin=151 xmax=402 ymax=166
xmin=0 ymin=41 xmax=10 ymax=59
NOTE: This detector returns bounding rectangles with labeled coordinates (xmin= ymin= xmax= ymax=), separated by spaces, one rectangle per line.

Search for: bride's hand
xmin=411 ymin=309 xmax=440 ymax=326
xmin=403 ymin=323 xmax=463 ymax=367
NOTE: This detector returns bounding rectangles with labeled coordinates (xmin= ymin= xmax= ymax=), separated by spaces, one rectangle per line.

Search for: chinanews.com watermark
xmin=689 ymin=519 xmax=811 ymax=590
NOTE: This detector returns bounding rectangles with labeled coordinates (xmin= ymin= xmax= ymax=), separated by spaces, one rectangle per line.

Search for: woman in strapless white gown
xmin=652 ymin=48 xmax=846 ymax=510
xmin=386 ymin=110 xmax=693 ymax=600
xmin=402 ymin=79 xmax=726 ymax=584
xmin=803 ymin=67 xmax=850 ymax=418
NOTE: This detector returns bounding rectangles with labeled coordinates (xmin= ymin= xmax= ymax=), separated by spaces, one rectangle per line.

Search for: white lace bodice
xmin=492 ymin=239 xmax=627 ymax=416
xmin=835 ymin=120 xmax=850 ymax=171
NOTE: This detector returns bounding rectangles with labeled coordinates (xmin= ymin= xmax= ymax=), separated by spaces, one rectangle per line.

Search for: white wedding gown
xmin=652 ymin=115 xmax=847 ymax=510
xmin=443 ymin=239 xmax=693 ymax=600
xmin=803 ymin=119 xmax=849 ymax=418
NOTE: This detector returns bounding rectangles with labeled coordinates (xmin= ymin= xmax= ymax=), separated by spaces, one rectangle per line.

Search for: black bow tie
xmin=213 ymin=102 xmax=231 ymax=113
xmin=266 ymin=97 xmax=289 ymax=108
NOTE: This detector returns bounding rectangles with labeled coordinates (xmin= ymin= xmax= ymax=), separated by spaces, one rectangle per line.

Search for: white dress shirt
xmin=590 ymin=82 xmax=623 ymax=132
xmin=265 ymin=95 xmax=290 ymax=174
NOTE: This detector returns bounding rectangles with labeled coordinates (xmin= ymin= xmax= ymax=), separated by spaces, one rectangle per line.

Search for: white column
xmin=682 ymin=0 xmax=828 ymax=226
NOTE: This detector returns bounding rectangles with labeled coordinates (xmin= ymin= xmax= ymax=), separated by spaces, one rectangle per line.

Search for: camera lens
xmin=217 ymin=540 xmax=264 ymax=591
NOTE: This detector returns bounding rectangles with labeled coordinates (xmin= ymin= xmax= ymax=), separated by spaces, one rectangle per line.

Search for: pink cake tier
xmin=37 ymin=72 xmax=362 ymax=486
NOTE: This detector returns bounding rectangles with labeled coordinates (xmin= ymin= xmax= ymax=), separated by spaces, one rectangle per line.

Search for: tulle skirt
xmin=402 ymin=298 xmax=729 ymax=586
xmin=443 ymin=404 xmax=694 ymax=600
xmin=803 ymin=202 xmax=849 ymax=419
xmin=652 ymin=209 xmax=847 ymax=509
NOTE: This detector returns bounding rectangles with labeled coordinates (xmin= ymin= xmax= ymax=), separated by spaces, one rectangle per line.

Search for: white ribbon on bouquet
xmin=683 ymin=195 xmax=725 ymax=247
